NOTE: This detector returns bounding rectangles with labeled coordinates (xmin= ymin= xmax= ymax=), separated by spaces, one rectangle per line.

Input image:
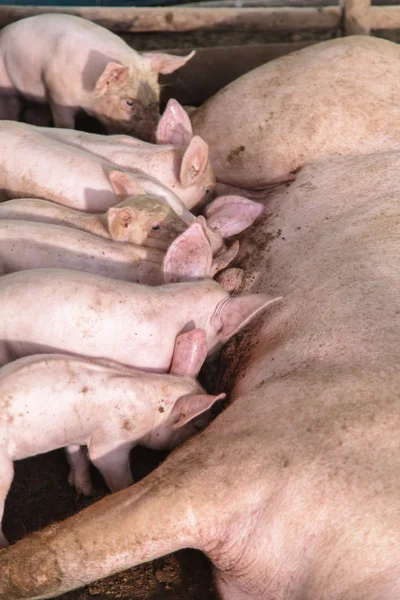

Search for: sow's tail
xmin=0 ymin=460 xmax=199 ymax=599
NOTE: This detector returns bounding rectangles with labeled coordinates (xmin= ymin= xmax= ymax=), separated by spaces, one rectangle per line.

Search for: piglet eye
xmin=151 ymin=225 xmax=161 ymax=231
xmin=126 ymin=99 xmax=134 ymax=107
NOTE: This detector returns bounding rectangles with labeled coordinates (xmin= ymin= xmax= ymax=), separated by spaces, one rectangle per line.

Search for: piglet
xmin=0 ymin=265 xmax=280 ymax=371
xmin=36 ymin=99 xmax=216 ymax=211
xmin=0 ymin=194 xmax=188 ymax=251
xmin=0 ymin=352 xmax=225 ymax=547
xmin=0 ymin=120 xmax=194 ymax=218
xmin=0 ymin=13 xmax=194 ymax=140
xmin=0 ymin=217 xmax=236 ymax=284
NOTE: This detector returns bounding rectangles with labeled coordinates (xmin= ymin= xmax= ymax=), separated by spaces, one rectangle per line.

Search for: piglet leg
xmin=0 ymin=449 xmax=14 ymax=548
xmin=88 ymin=439 xmax=133 ymax=493
xmin=49 ymin=100 xmax=76 ymax=129
xmin=66 ymin=444 xmax=94 ymax=497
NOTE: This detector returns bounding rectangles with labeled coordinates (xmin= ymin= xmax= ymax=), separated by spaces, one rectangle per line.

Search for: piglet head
xmin=205 ymin=195 xmax=264 ymax=238
xmin=140 ymin=327 xmax=224 ymax=451
xmin=107 ymin=193 xmax=188 ymax=250
xmin=93 ymin=61 xmax=159 ymax=141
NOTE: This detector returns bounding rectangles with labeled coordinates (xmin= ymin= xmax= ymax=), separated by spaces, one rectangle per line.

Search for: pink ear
xmin=203 ymin=224 xmax=225 ymax=256
xmin=170 ymin=328 xmax=207 ymax=377
xmin=141 ymin=50 xmax=195 ymax=75
xmin=95 ymin=63 xmax=129 ymax=93
xmin=156 ymin=99 xmax=193 ymax=146
xmin=210 ymin=241 xmax=240 ymax=277
xmin=180 ymin=136 xmax=209 ymax=187
xmin=171 ymin=392 xmax=226 ymax=430
xmin=211 ymin=294 xmax=282 ymax=341
xmin=205 ymin=195 xmax=264 ymax=238
xmin=163 ymin=216 xmax=212 ymax=283
xmin=109 ymin=171 xmax=143 ymax=198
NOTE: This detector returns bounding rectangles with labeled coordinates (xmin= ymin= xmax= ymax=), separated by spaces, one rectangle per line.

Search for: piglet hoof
xmin=68 ymin=471 xmax=95 ymax=497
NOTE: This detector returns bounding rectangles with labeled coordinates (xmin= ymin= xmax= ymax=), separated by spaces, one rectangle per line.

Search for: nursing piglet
xmin=0 ymin=13 xmax=194 ymax=140
xmin=0 ymin=194 xmax=188 ymax=251
xmin=0 ymin=217 xmax=234 ymax=283
xmin=36 ymin=99 xmax=216 ymax=211
xmin=0 ymin=352 xmax=225 ymax=547
xmin=0 ymin=267 xmax=279 ymax=371
xmin=0 ymin=120 xmax=193 ymax=218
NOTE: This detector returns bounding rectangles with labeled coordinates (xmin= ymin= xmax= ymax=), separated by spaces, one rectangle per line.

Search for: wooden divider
xmin=0 ymin=5 xmax=341 ymax=32
xmin=344 ymin=0 xmax=371 ymax=34
xmin=0 ymin=1 xmax=400 ymax=37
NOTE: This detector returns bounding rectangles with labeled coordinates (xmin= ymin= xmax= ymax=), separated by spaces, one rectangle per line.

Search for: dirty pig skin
xmin=1 ymin=149 xmax=399 ymax=600
xmin=192 ymin=36 xmax=400 ymax=192
xmin=0 ymin=13 xmax=194 ymax=140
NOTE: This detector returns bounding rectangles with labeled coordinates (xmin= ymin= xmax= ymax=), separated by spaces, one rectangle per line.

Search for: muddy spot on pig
xmin=4 ymin=446 xmax=216 ymax=599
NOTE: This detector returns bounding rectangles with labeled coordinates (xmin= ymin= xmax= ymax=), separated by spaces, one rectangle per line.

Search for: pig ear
xmin=215 ymin=267 xmax=245 ymax=293
xmin=171 ymin=392 xmax=226 ymax=430
xmin=210 ymin=241 xmax=240 ymax=278
xmin=205 ymin=196 xmax=264 ymax=238
xmin=95 ymin=62 xmax=129 ymax=93
xmin=141 ymin=50 xmax=195 ymax=75
xmin=163 ymin=216 xmax=212 ymax=283
xmin=107 ymin=206 xmax=136 ymax=240
xmin=179 ymin=136 xmax=209 ymax=187
xmin=170 ymin=328 xmax=208 ymax=378
xmin=109 ymin=171 xmax=143 ymax=198
xmin=212 ymin=294 xmax=282 ymax=341
xmin=156 ymin=99 xmax=193 ymax=146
